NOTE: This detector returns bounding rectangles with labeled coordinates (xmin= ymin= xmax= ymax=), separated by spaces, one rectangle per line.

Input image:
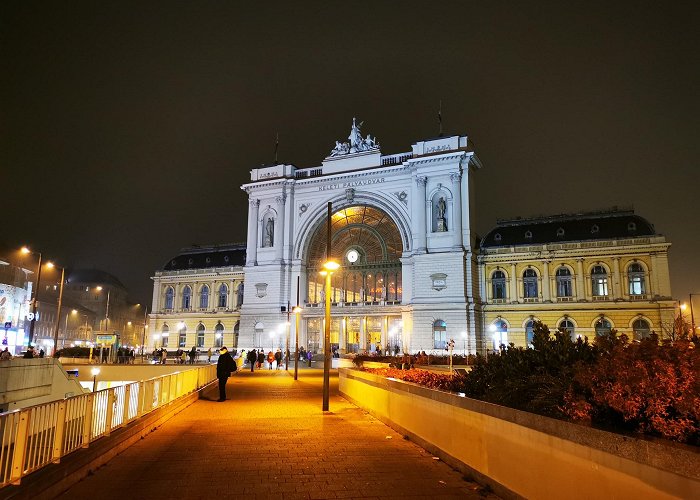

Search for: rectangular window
xmin=629 ymin=277 xmax=645 ymax=295
xmin=593 ymin=278 xmax=608 ymax=296
xmin=162 ymin=336 xmax=169 ymax=347
xmin=433 ymin=330 xmax=446 ymax=350
xmin=179 ymin=333 xmax=186 ymax=347
xmin=557 ymin=278 xmax=572 ymax=297
xmin=196 ymin=333 xmax=204 ymax=348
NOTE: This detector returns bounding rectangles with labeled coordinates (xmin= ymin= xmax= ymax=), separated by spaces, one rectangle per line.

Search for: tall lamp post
xmin=21 ymin=247 xmax=42 ymax=347
xmin=293 ymin=276 xmax=301 ymax=381
xmin=689 ymin=293 xmax=698 ymax=335
xmin=49 ymin=262 xmax=66 ymax=356
xmin=141 ymin=305 xmax=149 ymax=362
xmin=321 ymin=199 xmax=339 ymax=412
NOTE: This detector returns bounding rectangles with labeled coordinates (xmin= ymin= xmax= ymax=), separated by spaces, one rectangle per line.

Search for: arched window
xmin=161 ymin=324 xmax=169 ymax=348
xmin=595 ymin=318 xmax=612 ymax=336
xmin=215 ymin=322 xmax=224 ymax=348
xmin=491 ymin=320 xmax=508 ymax=350
xmin=196 ymin=324 xmax=205 ymax=348
xmin=164 ymin=287 xmax=174 ymax=310
xmin=200 ymin=285 xmax=209 ymax=309
xmin=491 ymin=270 xmax=506 ymax=300
xmin=433 ymin=320 xmax=447 ymax=349
xmin=628 ymin=263 xmax=646 ymax=295
xmin=556 ymin=267 xmax=573 ymax=297
xmin=218 ymin=284 xmax=228 ymax=308
xmin=632 ymin=319 xmax=651 ymax=340
xmin=178 ymin=324 xmax=187 ymax=347
xmin=182 ymin=286 xmax=192 ymax=310
xmin=236 ymin=283 xmax=244 ymax=307
xmin=525 ymin=320 xmax=535 ymax=345
xmin=559 ymin=319 xmax=575 ymax=340
xmin=523 ymin=269 xmax=538 ymax=299
xmin=591 ymin=265 xmax=608 ymax=296
xmin=233 ymin=321 xmax=240 ymax=348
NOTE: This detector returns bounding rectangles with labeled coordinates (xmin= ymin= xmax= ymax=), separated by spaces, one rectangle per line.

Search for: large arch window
xmin=196 ymin=323 xmax=205 ymax=348
xmin=491 ymin=320 xmax=508 ymax=350
xmin=523 ymin=269 xmax=538 ymax=299
xmin=628 ymin=263 xmax=646 ymax=296
xmin=218 ymin=284 xmax=228 ymax=308
xmin=178 ymin=324 xmax=187 ymax=347
xmin=164 ymin=287 xmax=174 ymax=310
xmin=591 ymin=265 xmax=608 ymax=297
xmin=161 ymin=324 xmax=169 ymax=348
xmin=525 ymin=320 xmax=535 ymax=345
xmin=559 ymin=319 xmax=575 ymax=340
xmin=200 ymin=285 xmax=210 ymax=309
xmin=305 ymin=205 xmax=403 ymax=305
xmin=556 ymin=267 xmax=573 ymax=297
xmin=595 ymin=318 xmax=612 ymax=336
xmin=215 ymin=322 xmax=224 ymax=348
xmin=433 ymin=320 xmax=447 ymax=349
xmin=492 ymin=270 xmax=506 ymax=300
xmin=182 ymin=286 xmax=192 ymax=310
xmin=632 ymin=318 xmax=651 ymax=340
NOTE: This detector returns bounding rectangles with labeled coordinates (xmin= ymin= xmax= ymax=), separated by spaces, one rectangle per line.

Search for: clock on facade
xmin=346 ymin=249 xmax=359 ymax=263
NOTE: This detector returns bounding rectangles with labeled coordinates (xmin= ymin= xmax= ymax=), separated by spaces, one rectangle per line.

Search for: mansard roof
xmin=480 ymin=208 xmax=656 ymax=248
xmin=162 ymin=243 xmax=246 ymax=271
xmin=67 ymin=269 xmax=126 ymax=289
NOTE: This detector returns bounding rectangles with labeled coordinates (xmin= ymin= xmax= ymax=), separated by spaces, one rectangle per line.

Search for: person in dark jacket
xmin=257 ymin=349 xmax=265 ymax=369
xmin=247 ymin=349 xmax=257 ymax=372
xmin=216 ymin=346 xmax=236 ymax=402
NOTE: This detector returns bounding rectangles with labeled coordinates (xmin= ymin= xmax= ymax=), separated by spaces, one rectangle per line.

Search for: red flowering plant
xmin=359 ymin=367 xmax=464 ymax=392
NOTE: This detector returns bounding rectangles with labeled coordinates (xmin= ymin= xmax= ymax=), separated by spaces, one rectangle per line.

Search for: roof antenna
xmin=438 ymin=100 xmax=443 ymax=137
xmin=273 ymin=132 xmax=279 ymax=165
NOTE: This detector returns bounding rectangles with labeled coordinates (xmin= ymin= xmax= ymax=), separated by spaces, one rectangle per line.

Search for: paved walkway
xmin=60 ymin=367 xmax=495 ymax=499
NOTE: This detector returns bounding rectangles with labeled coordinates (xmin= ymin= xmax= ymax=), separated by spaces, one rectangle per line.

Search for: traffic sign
xmin=3 ymin=322 xmax=10 ymax=330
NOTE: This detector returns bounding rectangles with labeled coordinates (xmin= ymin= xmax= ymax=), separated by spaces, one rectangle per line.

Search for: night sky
xmin=3 ymin=2 xmax=698 ymax=306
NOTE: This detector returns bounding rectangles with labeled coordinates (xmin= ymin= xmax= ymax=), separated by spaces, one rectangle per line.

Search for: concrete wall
xmin=62 ymin=363 xmax=205 ymax=382
xmin=0 ymin=358 xmax=87 ymax=411
xmin=339 ymin=368 xmax=700 ymax=500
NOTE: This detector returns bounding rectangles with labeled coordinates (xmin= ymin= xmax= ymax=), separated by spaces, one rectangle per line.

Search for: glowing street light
xmin=21 ymin=246 xmax=43 ymax=346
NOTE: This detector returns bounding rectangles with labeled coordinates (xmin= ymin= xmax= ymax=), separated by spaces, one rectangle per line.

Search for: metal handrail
xmin=0 ymin=364 xmax=216 ymax=487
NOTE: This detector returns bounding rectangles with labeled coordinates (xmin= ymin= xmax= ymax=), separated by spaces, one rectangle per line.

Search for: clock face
xmin=346 ymin=249 xmax=359 ymax=263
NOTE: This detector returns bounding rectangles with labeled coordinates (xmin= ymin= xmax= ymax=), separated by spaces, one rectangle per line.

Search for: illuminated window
xmin=178 ymin=325 xmax=187 ymax=347
xmin=523 ymin=268 xmax=538 ymax=298
xmin=556 ymin=267 xmax=573 ymax=297
xmin=627 ymin=263 xmax=645 ymax=295
xmin=196 ymin=324 xmax=205 ymax=347
xmin=525 ymin=320 xmax=535 ymax=345
xmin=591 ymin=266 xmax=608 ymax=296
xmin=632 ymin=319 xmax=650 ymax=340
xmin=433 ymin=320 xmax=447 ymax=349
xmin=215 ymin=322 xmax=224 ymax=348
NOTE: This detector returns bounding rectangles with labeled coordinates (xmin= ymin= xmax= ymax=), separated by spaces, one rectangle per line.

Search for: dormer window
xmin=188 ymin=258 xmax=194 ymax=265
xmin=591 ymin=224 xmax=600 ymax=234
xmin=556 ymin=227 xmax=565 ymax=237
xmin=494 ymin=233 xmax=502 ymax=242
xmin=627 ymin=221 xmax=637 ymax=232
xmin=524 ymin=230 xmax=533 ymax=239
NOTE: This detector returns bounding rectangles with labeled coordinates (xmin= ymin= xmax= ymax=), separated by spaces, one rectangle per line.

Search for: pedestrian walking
xmin=267 ymin=350 xmax=274 ymax=370
xmin=189 ymin=346 xmax=197 ymax=364
xmin=307 ymin=350 xmax=313 ymax=367
xmin=207 ymin=347 xmax=212 ymax=363
xmin=181 ymin=350 xmax=187 ymax=365
xmin=257 ymin=350 xmax=265 ymax=369
xmin=274 ymin=349 xmax=282 ymax=370
xmin=247 ymin=349 xmax=257 ymax=372
xmin=161 ymin=349 xmax=167 ymax=365
xmin=216 ymin=346 xmax=236 ymax=402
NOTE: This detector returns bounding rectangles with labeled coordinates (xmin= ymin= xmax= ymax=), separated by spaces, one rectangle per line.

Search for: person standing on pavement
xmin=247 ymin=349 xmax=257 ymax=372
xmin=216 ymin=346 xmax=236 ymax=402
xmin=257 ymin=349 xmax=265 ymax=369
xmin=274 ymin=348 xmax=282 ymax=370
xmin=267 ymin=350 xmax=274 ymax=370
xmin=207 ymin=347 xmax=212 ymax=363
xmin=307 ymin=349 xmax=313 ymax=367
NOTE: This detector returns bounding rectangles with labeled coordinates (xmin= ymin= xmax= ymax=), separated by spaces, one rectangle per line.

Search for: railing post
xmin=52 ymin=401 xmax=67 ymax=463
xmin=122 ymin=384 xmax=131 ymax=427
xmin=104 ymin=389 xmax=115 ymax=437
xmin=137 ymin=381 xmax=145 ymax=417
xmin=82 ymin=393 xmax=94 ymax=447
xmin=10 ymin=410 xmax=30 ymax=484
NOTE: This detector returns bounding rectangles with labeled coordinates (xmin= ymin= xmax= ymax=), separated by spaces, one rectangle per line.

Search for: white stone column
xmin=612 ymin=257 xmax=621 ymax=299
xmin=415 ymin=176 xmax=427 ymax=252
xmin=450 ymin=172 xmax=463 ymax=249
xmin=275 ymin=194 xmax=286 ymax=262
xmin=246 ymin=198 xmax=259 ymax=265
xmin=510 ymin=263 xmax=518 ymax=303
xmin=576 ymin=259 xmax=585 ymax=300
xmin=542 ymin=261 xmax=551 ymax=302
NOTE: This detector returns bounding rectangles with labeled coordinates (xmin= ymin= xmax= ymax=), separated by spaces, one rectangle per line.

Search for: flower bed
xmin=359 ymin=367 xmax=462 ymax=392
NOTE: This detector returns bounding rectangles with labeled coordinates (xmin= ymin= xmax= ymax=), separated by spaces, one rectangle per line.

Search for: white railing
xmin=0 ymin=365 xmax=216 ymax=488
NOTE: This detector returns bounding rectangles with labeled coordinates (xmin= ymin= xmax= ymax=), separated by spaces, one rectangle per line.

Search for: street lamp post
xmin=50 ymin=263 xmax=65 ymax=356
xmin=689 ymin=293 xmax=698 ymax=335
xmin=293 ymin=275 xmax=301 ymax=381
xmin=321 ymin=201 xmax=339 ymax=412
xmin=21 ymin=247 xmax=42 ymax=347
xmin=141 ymin=306 xmax=149 ymax=363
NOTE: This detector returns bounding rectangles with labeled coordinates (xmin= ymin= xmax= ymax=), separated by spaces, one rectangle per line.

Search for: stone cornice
xmin=478 ymin=242 xmax=671 ymax=264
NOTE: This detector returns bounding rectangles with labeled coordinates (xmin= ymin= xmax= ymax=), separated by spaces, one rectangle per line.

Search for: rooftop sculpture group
xmin=329 ymin=117 xmax=380 ymax=157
